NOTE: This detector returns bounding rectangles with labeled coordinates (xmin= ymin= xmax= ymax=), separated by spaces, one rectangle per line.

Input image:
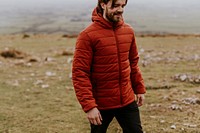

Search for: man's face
xmin=102 ymin=0 xmax=126 ymax=23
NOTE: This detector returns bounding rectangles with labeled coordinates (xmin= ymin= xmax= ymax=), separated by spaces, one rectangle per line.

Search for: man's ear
xmin=100 ymin=3 xmax=106 ymax=10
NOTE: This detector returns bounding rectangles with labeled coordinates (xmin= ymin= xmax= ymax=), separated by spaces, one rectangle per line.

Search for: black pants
xmin=91 ymin=101 xmax=143 ymax=133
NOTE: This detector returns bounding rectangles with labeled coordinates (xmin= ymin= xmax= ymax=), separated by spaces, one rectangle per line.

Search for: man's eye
xmin=113 ymin=5 xmax=125 ymax=8
xmin=113 ymin=5 xmax=119 ymax=7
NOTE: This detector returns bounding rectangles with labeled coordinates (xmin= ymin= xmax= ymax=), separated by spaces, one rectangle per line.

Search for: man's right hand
xmin=87 ymin=107 xmax=103 ymax=125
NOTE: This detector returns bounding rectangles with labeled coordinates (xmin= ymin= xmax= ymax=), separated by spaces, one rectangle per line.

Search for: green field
xmin=0 ymin=34 xmax=200 ymax=133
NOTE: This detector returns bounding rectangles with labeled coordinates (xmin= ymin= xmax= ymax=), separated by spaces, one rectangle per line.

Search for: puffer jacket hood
xmin=91 ymin=7 xmax=124 ymax=29
xmin=72 ymin=7 xmax=146 ymax=112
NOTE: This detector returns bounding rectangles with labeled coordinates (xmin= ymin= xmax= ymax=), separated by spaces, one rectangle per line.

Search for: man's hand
xmin=136 ymin=94 xmax=145 ymax=107
xmin=87 ymin=107 xmax=103 ymax=125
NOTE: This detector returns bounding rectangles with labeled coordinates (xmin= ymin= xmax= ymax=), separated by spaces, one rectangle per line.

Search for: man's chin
xmin=107 ymin=16 xmax=122 ymax=23
xmin=113 ymin=17 xmax=122 ymax=23
xmin=116 ymin=15 xmax=123 ymax=20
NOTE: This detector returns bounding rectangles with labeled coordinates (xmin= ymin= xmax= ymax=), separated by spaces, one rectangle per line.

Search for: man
xmin=72 ymin=0 xmax=146 ymax=132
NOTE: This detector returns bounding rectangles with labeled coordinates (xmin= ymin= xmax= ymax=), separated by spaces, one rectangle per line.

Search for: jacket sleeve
xmin=72 ymin=31 xmax=97 ymax=112
xmin=129 ymin=32 xmax=146 ymax=94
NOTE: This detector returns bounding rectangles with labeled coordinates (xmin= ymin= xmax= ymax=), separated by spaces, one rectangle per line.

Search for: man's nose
xmin=118 ymin=6 xmax=124 ymax=13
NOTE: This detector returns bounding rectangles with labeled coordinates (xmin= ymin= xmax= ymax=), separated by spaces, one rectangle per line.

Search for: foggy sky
xmin=0 ymin=0 xmax=200 ymax=34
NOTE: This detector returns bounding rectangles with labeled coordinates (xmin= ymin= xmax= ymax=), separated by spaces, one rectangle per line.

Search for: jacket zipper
xmin=113 ymin=28 xmax=123 ymax=105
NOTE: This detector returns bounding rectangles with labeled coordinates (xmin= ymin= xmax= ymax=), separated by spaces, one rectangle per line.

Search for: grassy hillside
xmin=0 ymin=34 xmax=200 ymax=133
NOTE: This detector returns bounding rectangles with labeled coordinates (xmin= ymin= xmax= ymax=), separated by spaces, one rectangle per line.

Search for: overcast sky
xmin=0 ymin=0 xmax=199 ymax=13
xmin=0 ymin=0 xmax=199 ymax=34
xmin=0 ymin=0 xmax=200 ymax=6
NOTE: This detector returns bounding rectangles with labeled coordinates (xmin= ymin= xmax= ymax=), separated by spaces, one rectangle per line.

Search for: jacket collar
xmin=91 ymin=7 xmax=124 ymax=29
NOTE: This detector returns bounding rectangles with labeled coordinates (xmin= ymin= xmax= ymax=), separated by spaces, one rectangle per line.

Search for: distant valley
xmin=0 ymin=0 xmax=200 ymax=34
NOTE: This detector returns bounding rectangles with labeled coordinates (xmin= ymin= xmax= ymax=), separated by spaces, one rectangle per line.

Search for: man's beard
xmin=105 ymin=8 xmax=123 ymax=23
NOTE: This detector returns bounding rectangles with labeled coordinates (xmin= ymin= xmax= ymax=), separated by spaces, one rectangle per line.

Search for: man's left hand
xmin=136 ymin=94 xmax=145 ymax=107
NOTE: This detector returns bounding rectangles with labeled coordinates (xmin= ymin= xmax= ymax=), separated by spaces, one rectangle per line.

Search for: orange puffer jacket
xmin=72 ymin=8 xmax=146 ymax=112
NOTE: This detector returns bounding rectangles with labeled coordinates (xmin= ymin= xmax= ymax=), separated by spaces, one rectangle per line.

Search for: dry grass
xmin=0 ymin=34 xmax=200 ymax=133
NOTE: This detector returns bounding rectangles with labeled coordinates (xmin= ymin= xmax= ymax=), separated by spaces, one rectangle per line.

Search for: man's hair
xmin=97 ymin=0 xmax=128 ymax=14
